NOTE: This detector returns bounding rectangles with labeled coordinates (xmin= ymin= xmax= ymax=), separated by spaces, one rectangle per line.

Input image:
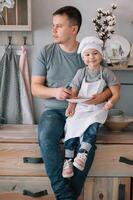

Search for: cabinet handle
xmin=23 ymin=189 xmax=48 ymax=197
xmin=118 ymin=184 xmax=125 ymax=200
xmin=119 ymin=156 xmax=133 ymax=165
xmin=23 ymin=157 xmax=43 ymax=163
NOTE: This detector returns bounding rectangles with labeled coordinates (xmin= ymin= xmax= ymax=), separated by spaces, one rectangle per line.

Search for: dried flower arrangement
xmin=92 ymin=3 xmax=117 ymax=49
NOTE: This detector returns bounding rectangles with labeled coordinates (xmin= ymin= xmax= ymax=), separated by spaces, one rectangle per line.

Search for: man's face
xmin=52 ymin=14 xmax=77 ymax=44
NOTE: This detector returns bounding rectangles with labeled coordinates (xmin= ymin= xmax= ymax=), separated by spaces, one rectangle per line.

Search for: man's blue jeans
xmin=38 ymin=109 xmax=97 ymax=200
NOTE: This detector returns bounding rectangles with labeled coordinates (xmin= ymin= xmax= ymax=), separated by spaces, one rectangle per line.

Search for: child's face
xmin=82 ymin=49 xmax=102 ymax=68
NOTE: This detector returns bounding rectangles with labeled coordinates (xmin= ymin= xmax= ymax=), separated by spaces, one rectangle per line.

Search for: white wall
xmin=32 ymin=0 xmax=133 ymax=44
xmin=1 ymin=0 xmax=133 ymax=120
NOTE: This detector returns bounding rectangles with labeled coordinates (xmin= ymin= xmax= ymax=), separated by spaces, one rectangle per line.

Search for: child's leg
xmin=73 ymin=123 xmax=100 ymax=171
xmin=63 ymin=137 xmax=79 ymax=178
xmin=64 ymin=137 xmax=79 ymax=159
xmin=80 ymin=122 xmax=100 ymax=153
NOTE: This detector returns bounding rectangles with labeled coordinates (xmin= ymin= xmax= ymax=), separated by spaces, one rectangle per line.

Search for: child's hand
xmin=65 ymin=103 xmax=76 ymax=117
xmin=104 ymin=100 xmax=113 ymax=110
xmin=65 ymin=110 xmax=74 ymax=117
xmin=65 ymin=108 xmax=75 ymax=117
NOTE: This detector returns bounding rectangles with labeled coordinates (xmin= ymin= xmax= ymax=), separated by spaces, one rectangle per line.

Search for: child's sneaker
xmin=73 ymin=152 xmax=87 ymax=171
xmin=62 ymin=159 xmax=74 ymax=178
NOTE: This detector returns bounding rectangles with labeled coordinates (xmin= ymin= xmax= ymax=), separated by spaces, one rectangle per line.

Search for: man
xmin=31 ymin=6 xmax=112 ymax=200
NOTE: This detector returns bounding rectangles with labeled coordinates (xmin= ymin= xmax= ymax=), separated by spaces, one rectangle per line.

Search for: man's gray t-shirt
xmin=70 ymin=66 xmax=119 ymax=90
xmin=32 ymin=43 xmax=85 ymax=110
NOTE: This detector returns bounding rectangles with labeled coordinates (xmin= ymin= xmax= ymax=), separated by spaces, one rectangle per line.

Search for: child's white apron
xmin=64 ymin=67 xmax=108 ymax=142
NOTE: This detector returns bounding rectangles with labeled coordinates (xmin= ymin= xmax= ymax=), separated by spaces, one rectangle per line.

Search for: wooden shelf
xmin=109 ymin=66 xmax=133 ymax=71
xmin=0 ymin=0 xmax=31 ymax=31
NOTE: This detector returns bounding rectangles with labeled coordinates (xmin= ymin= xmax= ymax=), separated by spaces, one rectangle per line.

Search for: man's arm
xmin=31 ymin=76 xmax=71 ymax=100
xmin=86 ymin=87 xmax=112 ymax=105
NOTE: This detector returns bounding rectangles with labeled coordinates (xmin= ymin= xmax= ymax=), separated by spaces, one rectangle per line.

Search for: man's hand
xmin=54 ymin=87 xmax=72 ymax=100
xmin=84 ymin=88 xmax=112 ymax=105
xmin=84 ymin=93 xmax=104 ymax=105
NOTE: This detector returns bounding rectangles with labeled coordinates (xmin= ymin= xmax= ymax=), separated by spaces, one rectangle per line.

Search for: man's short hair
xmin=53 ymin=6 xmax=82 ymax=33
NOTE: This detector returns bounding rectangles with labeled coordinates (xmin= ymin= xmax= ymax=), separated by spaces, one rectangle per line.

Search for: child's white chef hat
xmin=77 ymin=36 xmax=103 ymax=57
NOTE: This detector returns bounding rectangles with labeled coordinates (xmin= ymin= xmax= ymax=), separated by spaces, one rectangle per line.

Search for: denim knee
xmin=38 ymin=110 xmax=65 ymax=146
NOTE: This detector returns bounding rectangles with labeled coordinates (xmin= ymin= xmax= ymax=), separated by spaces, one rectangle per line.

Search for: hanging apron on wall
xmin=19 ymin=46 xmax=34 ymax=124
xmin=0 ymin=46 xmax=34 ymax=124
xmin=0 ymin=48 xmax=22 ymax=123
xmin=64 ymin=67 xmax=108 ymax=142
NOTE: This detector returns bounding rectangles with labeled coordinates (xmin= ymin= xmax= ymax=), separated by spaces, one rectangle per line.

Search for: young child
xmin=62 ymin=36 xmax=120 ymax=178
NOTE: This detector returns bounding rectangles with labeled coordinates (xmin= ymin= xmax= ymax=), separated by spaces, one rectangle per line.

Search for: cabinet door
xmin=0 ymin=177 xmax=53 ymax=200
xmin=0 ymin=194 xmax=53 ymax=200
xmin=84 ymin=177 xmax=131 ymax=200
xmin=89 ymin=145 xmax=133 ymax=177
xmin=0 ymin=177 xmax=83 ymax=200
xmin=0 ymin=143 xmax=44 ymax=176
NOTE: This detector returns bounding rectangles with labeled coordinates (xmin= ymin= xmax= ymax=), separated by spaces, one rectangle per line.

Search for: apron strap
xmin=100 ymin=66 xmax=103 ymax=80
